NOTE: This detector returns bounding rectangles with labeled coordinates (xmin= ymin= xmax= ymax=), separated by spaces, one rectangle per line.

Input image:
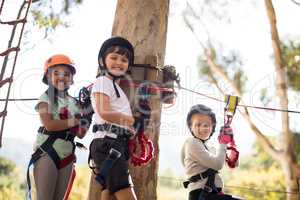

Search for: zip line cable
xmin=1 ymin=83 xmax=300 ymax=114
xmin=177 ymin=85 xmax=300 ymax=114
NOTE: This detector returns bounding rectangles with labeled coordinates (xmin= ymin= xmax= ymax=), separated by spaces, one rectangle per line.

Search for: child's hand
xmin=76 ymin=127 xmax=88 ymax=139
xmin=218 ymin=125 xmax=234 ymax=145
xmin=128 ymin=126 xmax=136 ymax=135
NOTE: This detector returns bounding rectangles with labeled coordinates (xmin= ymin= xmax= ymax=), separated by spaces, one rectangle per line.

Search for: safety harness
xmin=183 ymin=168 xmax=219 ymax=197
xmin=26 ymin=127 xmax=76 ymax=200
xmin=26 ymin=100 xmax=91 ymax=200
xmin=89 ymin=123 xmax=132 ymax=186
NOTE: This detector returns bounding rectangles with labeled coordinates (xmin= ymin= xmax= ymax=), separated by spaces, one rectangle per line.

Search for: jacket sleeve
xmin=185 ymin=139 xmax=227 ymax=171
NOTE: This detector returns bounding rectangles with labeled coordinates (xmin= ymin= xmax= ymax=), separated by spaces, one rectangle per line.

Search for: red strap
xmin=63 ymin=165 xmax=76 ymax=200
xmin=0 ymin=47 xmax=20 ymax=56
xmin=226 ymin=146 xmax=239 ymax=168
xmin=59 ymin=154 xmax=76 ymax=169
xmin=0 ymin=111 xmax=7 ymax=118
xmin=0 ymin=18 xmax=26 ymax=25
xmin=129 ymin=132 xmax=154 ymax=166
xmin=0 ymin=77 xmax=12 ymax=87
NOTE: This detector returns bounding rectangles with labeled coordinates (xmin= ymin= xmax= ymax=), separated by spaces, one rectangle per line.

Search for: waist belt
xmin=92 ymin=123 xmax=132 ymax=138
xmin=38 ymin=126 xmax=75 ymax=141
xmin=183 ymin=168 xmax=218 ymax=190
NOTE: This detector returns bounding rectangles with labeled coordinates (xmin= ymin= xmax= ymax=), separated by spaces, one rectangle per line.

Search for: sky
xmin=1 ymin=0 xmax=300 ymax=174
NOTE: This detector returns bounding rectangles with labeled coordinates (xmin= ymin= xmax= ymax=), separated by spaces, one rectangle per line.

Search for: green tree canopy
xmin=0 ymin=156 xmax=24 ymax=199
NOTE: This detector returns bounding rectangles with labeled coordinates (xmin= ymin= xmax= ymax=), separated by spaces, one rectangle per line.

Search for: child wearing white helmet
xmin=181 ymin=104 xmax=242 ymax=200
xmin=89 ymin=36 xmax=137 ymax=200
xmin=27 ymin=54 xmax=90 ymax=200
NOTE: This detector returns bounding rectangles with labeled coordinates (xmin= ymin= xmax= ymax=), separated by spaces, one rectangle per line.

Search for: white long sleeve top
xmin=181 ymin=137 xmax=227 ymax=192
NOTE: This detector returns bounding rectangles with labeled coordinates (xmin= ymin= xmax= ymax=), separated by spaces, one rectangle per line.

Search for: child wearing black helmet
xmin=181 ymin=104 xmax=242 ymax=200
xmin=89 ymin=36 xmax=137 ymax=200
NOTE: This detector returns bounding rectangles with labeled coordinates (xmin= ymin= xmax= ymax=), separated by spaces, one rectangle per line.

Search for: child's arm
xmin=38 ymin=102 xmax=80 ymax=131
xmin=75 ymin=110 xmax=91 ymax=139
xmin=93 ymin=92 xmax=134 ymax=127
xmin=186 ymin=139 xmax=226 ymax=170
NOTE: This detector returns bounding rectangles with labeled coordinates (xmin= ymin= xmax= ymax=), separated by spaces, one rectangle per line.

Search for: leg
xmin=113 ymin=187 xmax=137 ymax=200
xmin=87 ymin=171 xmax=104 ymax=200
xmin=53 ymin=162 xmax=73 ymax=200
xmin=33 ymin=153 xmax=58 ymax=200
xmin=101 ymin=189 xmax=114 ymax=200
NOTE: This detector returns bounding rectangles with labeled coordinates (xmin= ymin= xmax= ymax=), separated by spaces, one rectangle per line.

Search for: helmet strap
xmin=106 ymin=71 xmax=124 ymax=98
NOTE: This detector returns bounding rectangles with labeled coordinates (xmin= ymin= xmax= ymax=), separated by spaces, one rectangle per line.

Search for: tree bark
xmin=87 ymin=1 xmax=169 ymax=199
xmin=111 ymin=1 xmax=169 ymax=199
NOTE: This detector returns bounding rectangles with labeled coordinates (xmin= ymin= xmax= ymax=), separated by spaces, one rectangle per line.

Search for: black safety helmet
xmin=186 ymin=104 xmax=217 ymax=137
xmin=98 ymin=36 xmax=134 ymax=70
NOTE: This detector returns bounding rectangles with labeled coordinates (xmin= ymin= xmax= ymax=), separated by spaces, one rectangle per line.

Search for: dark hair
xmin=97 ymin=45 xmax=133 ymax=77
xmin=45 ymin=85 xmax=70 ymax=108
xmin=103 ymin=46 xmax=132 ymax=62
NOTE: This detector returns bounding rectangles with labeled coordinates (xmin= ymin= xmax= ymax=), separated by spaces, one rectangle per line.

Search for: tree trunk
xmin=112 ymin=1 xmax=169 ymax=199
xmin=88 ymin=1 xmax=169 ymax=200
xmin=264 ymin=0 xmax=299 ymax=199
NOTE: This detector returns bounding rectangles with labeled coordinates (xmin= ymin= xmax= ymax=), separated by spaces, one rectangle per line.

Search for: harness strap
xmin=92 ymin=123 xmax=132 ymax=137
xmin=95 ymin=148 xmax=121 ymax=186
xmin=63 ymin=164 xmax=76 ymax=200
xmin=224 ymin=95 xmax=239 ymax=116
xmin=88 ymin=138 xmax=123 ymax=187
xmin=26 ymin=148 xmax=43 ymax=200
xmin=183 ymin=168 xmax=218 ymax=189
xmin=38 ymin=127 xmax=75 ymax=141
xmin=26 ymin=128 xmax=76 ymax=200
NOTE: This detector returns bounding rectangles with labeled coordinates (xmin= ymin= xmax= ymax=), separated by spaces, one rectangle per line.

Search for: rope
xmin=0 ymin=47 xmax=20 ymax=56
xmin=0 ymin=18 xmax=27 ymax=25
xmin=0 ymin=0 xmax=33 ymax=147
xmin=177 ymin=86 xmax=300 ymax=114
xmin=290 ymin=0 xmax=300 ymax=6
xmin=0 ymin=0 xmax=5 ymax=15
xmin=158 ymin=176 xmax=300 ymax=195
xmin=0 ymin=98 xmax=37 ymax=101
xmin=1 ymin=83 xmax=299 ymax=113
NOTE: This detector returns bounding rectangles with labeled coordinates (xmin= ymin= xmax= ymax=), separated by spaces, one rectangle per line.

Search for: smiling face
xmin=190 ymin=114 xmax=213 ymax=140
xmin=104 ymin=51 xmax=129 ymax=77
xmin=47 ymin=65 xmax=73 ymax=91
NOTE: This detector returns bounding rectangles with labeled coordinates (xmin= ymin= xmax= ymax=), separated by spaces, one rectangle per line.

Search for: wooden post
xmin=87 ymin=1 xmax=169 ymax=199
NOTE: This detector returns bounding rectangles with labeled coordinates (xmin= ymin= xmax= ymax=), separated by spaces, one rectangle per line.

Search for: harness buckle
xmin=199 ymin=173 xmax=204 ymax=180
xmin=105 ymin=123 xmax=113 ymax=133
xmin=65 ymin=132 xmax=70 ymax=140
xmin=108 ymin=148 xmax=122 ymax=160
xmin=203 ymin=185 xmax=212 ymax=193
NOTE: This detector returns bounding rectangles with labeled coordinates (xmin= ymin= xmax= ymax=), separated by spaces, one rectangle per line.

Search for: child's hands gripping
xmin=218 ymin=125 xmax=234 ymax=145
xmin=59 ymin=107 xmax=86 ymax=138
xmin=218 ymin=124 xmax=240 ymax=168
